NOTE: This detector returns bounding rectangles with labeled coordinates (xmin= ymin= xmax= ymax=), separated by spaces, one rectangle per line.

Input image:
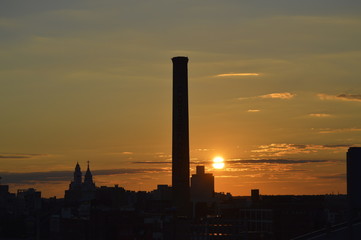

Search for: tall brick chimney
xmin=172 ymin=56 xmax=190 ymax=216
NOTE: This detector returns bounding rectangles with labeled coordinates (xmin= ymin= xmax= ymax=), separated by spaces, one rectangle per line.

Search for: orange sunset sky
xmin=1 ymin=0 xmax=361 ymax=197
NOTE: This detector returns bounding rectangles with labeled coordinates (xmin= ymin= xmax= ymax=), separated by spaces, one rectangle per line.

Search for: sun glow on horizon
xmin=212 ymin=156 xmax=225 ymax=169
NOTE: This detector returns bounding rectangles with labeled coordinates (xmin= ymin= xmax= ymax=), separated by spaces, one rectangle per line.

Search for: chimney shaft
xmin=172 ymin=56 xmax=190 ymax=216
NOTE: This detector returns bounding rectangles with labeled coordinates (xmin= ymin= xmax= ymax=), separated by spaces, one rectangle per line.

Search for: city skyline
xmin=1 ymin=0 xmax=361 ymax=197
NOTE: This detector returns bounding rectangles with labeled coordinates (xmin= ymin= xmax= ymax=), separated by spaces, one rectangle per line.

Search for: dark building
xmin=191 ymin=166 xmax=215 ymax=219
xmin=251 ymin=189 xmax=260 ymax=202
xmin=17 ymin=188 xmax=42 ymax=213
xmin=191 ymin=166 xmax=214 ymax=202
xmin=94 ymin=185 xmax=128 ymax=209
xmin=347 ymin=147 xmax=361 ymax=219
xmin=151 ymin=184 xmax=172 ymax=201
xmin=64 ymin=162 xmax=96 ymax=204
xmin=172 ymin=56 xmax=190 ymax=216
xmin=0 ymin=184 xmax=17 ymax=238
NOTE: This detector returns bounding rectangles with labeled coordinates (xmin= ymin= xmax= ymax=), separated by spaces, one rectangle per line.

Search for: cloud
xmin=237 ymin=92 xmax=296 ymax=101
xmin=251 ymin=143 xmax=351 ymax=157
xmin=133 ymin=160 xmax=211 ymax=165
xmin=215 ymin=73 xmax=259 ymax=77
xmin=121 ymin=152 xmax=133 ymax=155
xmin=318 ymin=128 xmax=361 ymax=134
xmin=259 ymin=92 xmax=295 ymax=99
xmin=322 ymin=144 xmax=352 ymax=148
xmin=0 ymin=153 xmax=47 ymax=159
xmin=318 ymin=93 xmax=361 ymax=102
xmin=0 ymin=155 xmax=31 ymax=159
xmin=0 ymin=168 xmax=168 ymax=184
xmin=309 ymin=113 xmax=332 ymax=117
xmin=317 ymin=173 xmax=346 ymax=181
xmin=133 ymin=161 xmax=171 ymax=164
xmin=0 ymin=171 xmax=73 ymax=184
xmin=194 ymin=148 xmax=214 ymax=152
xmin=93 ymin=169 xmax=168 ymax=175
xmin=247 ymin=109 xmax=260 ymax=113
xmin=231 ymin=159 xmax=329 ymax=164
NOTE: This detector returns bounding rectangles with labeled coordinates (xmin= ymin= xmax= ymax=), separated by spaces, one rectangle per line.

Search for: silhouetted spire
xmin=75 ymin=162 xmax=82 ymax=183
xmin=83 ymin=161 xmax=95 ymax=189
xmin=70 ymin=162 xmax=82 ymax=190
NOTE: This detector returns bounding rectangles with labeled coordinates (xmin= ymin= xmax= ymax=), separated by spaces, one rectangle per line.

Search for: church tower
xmin=69 ymin=162 xmax=82 ymax=190
xmin=83 ymin=161 xmax=95 ymax=190
xmin=65 ymin=161 xmax=96 ymax=203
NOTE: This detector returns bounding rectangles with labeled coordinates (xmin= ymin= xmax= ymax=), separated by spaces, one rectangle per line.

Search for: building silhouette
xmin=191 ymin=166 xmax=214 ymax=202
xmin=347 ymin=147 xmax=361 ymax=219
xmin=172 ymin=56 xmax=190 ymax=217
xmin=251 ymin=189 xmax=260 ymax=202
xmin=17 ymin=188 xmax=42 ymax=212
xmin=191 ymin=166 xmax=215 ymax=219
xmin=65 ymin=161 xmax=96 ymax=203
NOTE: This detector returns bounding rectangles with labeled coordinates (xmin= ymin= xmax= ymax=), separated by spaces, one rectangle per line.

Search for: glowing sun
xmin=212 ymin=156 xmax=225 ymax=169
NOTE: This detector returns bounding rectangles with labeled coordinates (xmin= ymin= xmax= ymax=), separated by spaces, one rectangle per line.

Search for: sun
xmin=212 ymin=156 xmax=225 ymax=169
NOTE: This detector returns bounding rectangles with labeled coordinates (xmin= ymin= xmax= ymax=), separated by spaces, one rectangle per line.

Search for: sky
xmin=1 ymin=0 xmax=361 ymax=197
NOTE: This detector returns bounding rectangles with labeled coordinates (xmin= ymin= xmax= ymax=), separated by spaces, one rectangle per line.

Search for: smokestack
xmin=172 ymin=56 xmax=190 ymax=216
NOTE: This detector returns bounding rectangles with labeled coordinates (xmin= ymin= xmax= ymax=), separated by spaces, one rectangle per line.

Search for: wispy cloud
xmin=322 ymin=144 xmax=352 ymax=148
xmin=231 ymin=159 xmax=329 ymax=164
xmin=133 ymin=161 xmax=171 ymax=164
xmin=247 ymin=109 xmax=260 ymax=113
xmin=121 ymin=152 xmax=133 ymax=155
xmin=309 ymin=113 xmax=332 ymax=117
xmin=318 ymin=93 xmax=361 ymax=102
xmin=194 ymin=148 xmax=214 ymax=152
xmin=133 ymin=160 xmax=212 ymax=165
xmin=318 ymin=128 xmax=361 ymax=134
xmin=0 ymin=153 xmax=47 ymax=159
xmin=237 ymin=92 xmax=296 ymax=101
xmin=317 ymin=173 xmax=346 ymax=181
xmin=93 ymin=169 xmax=168 ymax=175
xmin=0 ymin=168 xmax=169 ymax=184
xmin=259 ymin=92 xmax=295 ymax=99
xmin=251 ymin=143 xmax=351 ymax=157
xmin=215 ymin=73 xmax=259 ymax=77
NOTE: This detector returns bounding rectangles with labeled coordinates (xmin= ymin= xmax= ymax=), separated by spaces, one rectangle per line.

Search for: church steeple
xmin=70 ymin=162 xmax=82 ymax=190
xmin=83 ymin=161 xmax=95 ymax=189
xmin=66 ymin=161 xmax=96 ymax=203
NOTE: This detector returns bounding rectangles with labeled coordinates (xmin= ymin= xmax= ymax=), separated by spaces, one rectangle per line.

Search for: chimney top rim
xmin=172 ymin=56 xmax=189 ymax=62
